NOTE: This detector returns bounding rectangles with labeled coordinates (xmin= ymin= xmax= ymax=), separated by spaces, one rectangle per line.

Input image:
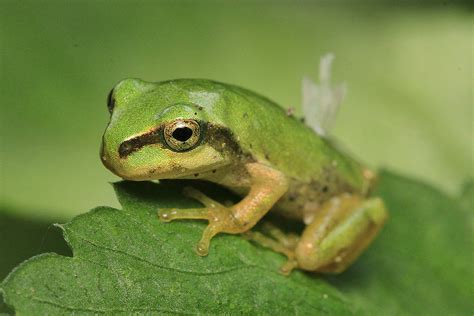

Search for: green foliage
xmin=1 ymin=172 xmax=472 ymax=314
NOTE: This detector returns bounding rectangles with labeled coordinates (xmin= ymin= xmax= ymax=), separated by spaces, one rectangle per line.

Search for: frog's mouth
xmin=102 ymin=159 xmax=223 ymax=182
xmin=101 ymin=139 xmax=229 ymax=181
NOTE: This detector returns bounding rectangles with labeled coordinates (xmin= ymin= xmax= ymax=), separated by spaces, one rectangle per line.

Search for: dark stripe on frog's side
xmin=118 ymin=126 xmax=164 ymax=158
xmin=118 ymin=121 xmax=253 ymax=162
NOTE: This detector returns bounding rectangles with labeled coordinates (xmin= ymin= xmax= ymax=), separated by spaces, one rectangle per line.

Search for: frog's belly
xmin=272 ymin=177 xmax=359 ymax=224
xmin=208 ymin=163 xmax=364 ymax=224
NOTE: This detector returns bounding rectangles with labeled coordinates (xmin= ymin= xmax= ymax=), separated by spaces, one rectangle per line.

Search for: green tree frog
xmin=101 ymin=73 xmax=388 ymax=274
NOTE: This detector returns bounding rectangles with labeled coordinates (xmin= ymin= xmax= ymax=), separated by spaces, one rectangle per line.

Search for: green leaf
xmin=0 ymin=182 xmax=351 ymax=314
xmin=1 ymin=172 xmax=471 ymax=314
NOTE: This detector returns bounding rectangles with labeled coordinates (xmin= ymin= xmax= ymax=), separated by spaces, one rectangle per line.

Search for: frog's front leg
xmin=158 ymin=163 xmax=289 ymax=256
xmin=295 ymin=194 xmax=388 ymax=273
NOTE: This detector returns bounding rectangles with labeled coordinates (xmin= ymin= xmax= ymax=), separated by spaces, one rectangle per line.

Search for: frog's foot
xmin=158 ymin=187 xmax=239 ymax=256
xmin=295 ymin=194 xmax=388 ymax=273
xmin=244 ymin=224 xmax=300 ymax=275
xmin=158 ymin=163 xmax=289 ymax=258
xmin=158 ymin=187 xmax=224 ymax=222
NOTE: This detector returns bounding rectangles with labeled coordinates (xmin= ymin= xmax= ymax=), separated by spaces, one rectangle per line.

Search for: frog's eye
xmin=107 ymin=88 xmax=115 ymax=114
xmin=163 ymin=119 xmax=201 ymax=152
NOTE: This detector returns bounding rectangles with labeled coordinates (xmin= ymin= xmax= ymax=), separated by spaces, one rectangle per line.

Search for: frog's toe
xmin=157 ymin=207 xmax=211 ymax=222
xmin=279 ymin=259 xmax=298 ymax=276
xmin=195 ymin=224 xmax=221 ymax=256
xmin=183 ymin=186 xmax=224 ymax=208
xmin=196 ymin=241 xmax=209 ymax=256
xmin=157 ymin=208 xmax=175 ymax=222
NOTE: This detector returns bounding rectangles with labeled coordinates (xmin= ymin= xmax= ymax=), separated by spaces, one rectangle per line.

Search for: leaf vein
xmin=31 ymin=297 xmax=195 ymax=314
xmin=74 ymin=234 xmax=256 ymax=276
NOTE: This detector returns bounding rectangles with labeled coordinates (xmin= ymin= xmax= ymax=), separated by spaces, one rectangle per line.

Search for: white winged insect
xmin=302 ymin=54 xmax=346 ymax=137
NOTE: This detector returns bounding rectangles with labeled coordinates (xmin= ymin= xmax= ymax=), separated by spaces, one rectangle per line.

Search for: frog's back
xmin=222 ymin=83 xmax=373 ymax=218
xmin=206 ymin=81 xmax=369 ymax=182
xmin=164 ymin=79 xmax=372 ymax=218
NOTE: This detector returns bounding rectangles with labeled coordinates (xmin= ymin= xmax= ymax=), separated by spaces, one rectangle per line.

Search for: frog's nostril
xmin=107 ymin=88 xmax=115 ymax=113
xmin=119 ymin=139 xmax=138 ymax=158
xmin=119 ymin=141 xmax=135 ymax=158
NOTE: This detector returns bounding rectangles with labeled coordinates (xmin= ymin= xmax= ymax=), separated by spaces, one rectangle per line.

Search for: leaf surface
xmin=0 ymin=181 xmax=350 ymax=314
xmin=1 ymin=172 xmax=471 ymax=315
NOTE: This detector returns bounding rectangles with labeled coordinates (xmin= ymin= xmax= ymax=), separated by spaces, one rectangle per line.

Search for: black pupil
xmin=172 ymin=127 xmax=193 ymax=142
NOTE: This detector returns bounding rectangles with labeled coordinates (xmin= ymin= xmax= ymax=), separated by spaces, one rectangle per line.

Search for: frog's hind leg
xmin=295 ymin=194 xmax=388 ymax=273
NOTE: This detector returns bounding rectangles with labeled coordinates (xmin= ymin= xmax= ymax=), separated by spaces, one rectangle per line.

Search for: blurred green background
xmin=1 ymin=0 xmax=472 ymax=222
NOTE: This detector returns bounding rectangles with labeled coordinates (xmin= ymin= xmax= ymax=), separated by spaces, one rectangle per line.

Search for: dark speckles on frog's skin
xmin=307 ymin=168 xmax=355 ymax=203
xmin=288 ymin=194 xmax=297 ymax=202
xmin=274 ymin=167 xmax=356 ymax=219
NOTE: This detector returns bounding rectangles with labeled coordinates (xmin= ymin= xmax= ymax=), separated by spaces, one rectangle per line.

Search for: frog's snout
xmin=100 ymin=141 xmax=117 ymax=175
xmin=100 ymin=138 xmax=161 ymax=181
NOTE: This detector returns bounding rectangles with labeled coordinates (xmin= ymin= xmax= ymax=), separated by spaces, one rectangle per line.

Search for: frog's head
xmin=101 ymin=78 xmax=237 ymax=180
